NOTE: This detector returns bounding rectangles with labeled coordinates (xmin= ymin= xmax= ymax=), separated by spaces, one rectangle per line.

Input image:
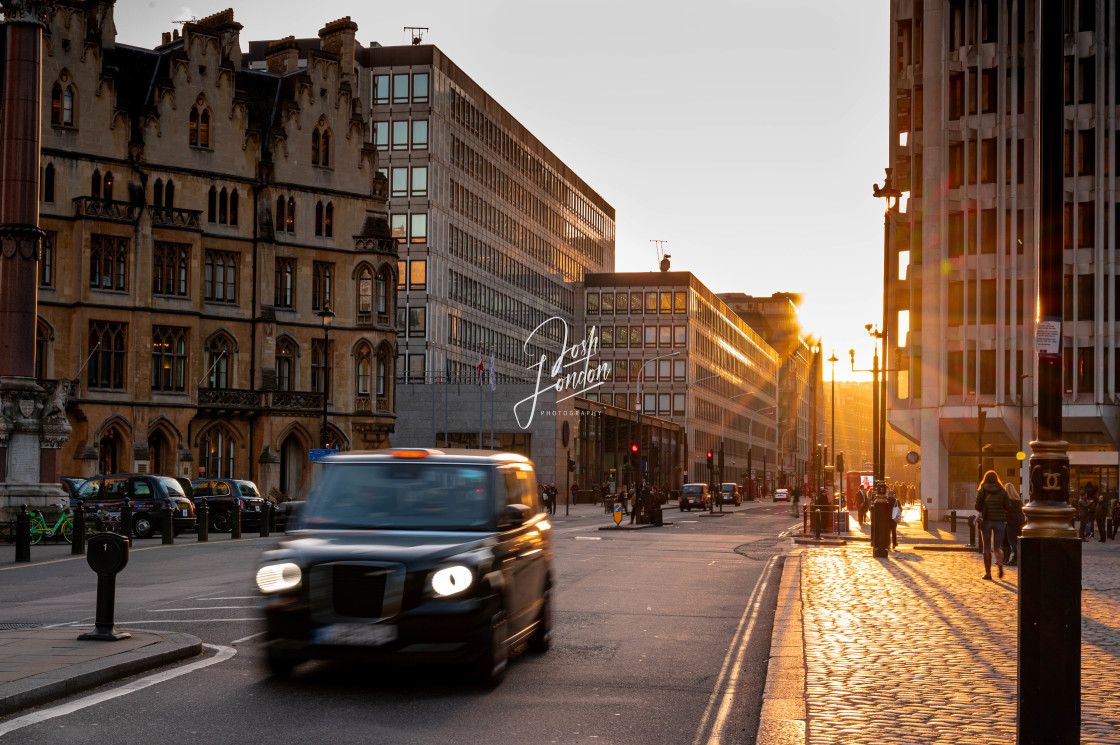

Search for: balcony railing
xmin=198 ymin=387 xmax=262 ymax=410
xmin=270 ymin=391 xmax=325 ymax=411
xmin=149 ymin=205 xmax=203 ymax=230
xmin=73 ymin=197 xmax=141 ymax=223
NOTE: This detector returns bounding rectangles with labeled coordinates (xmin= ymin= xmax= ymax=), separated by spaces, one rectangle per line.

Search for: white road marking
xmin=574 ymin=536 xmax=602 ymax=541
xmin=149 ymin=606 xmax=256 ymax=612
xmin=231 ymin=631 xmax=266 ymax=645
xmin=0 ymin=644 xmax=235 ymax=737
xmin=692 ymin=557 xmax=777 ymax=745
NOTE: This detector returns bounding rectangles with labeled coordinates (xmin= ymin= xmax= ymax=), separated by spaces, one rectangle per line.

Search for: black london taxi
xmin=190 ymin=478 xmax=267 ymax=532
xmin=76 ymin=474 xmax=195 ymax=538
xmin=256 ymin=448 xmax=554 ymax=686
xmin=679 ymin=482 xmax=709 ymax=511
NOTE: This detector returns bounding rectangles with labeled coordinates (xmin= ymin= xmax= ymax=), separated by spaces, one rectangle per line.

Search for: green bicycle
xmin=28 ymin=508 xmax=74 ymax=545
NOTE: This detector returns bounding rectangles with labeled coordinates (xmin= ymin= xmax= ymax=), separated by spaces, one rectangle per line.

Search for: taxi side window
xmin=78 ymin=479 xmax=101 ymax=499
xmin=132 ymin=480 xmax=152 ymax=497
xmin=214 ymin=481 xmax=231 ymax=496
xmin=500 ymin=468 xmax=538 ymax=512
xmin=104 ymin=478 xmax=129 ymax=500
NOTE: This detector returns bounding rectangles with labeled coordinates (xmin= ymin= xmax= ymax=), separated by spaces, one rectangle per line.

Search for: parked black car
xmin=190 ymin=478 xmax=267 ymax=532
xmin=60 ymin=477 xmax=85 ymax=504
xmin=76 ymin=474 xmax=195 ymax=538
xmin=257 ymin=448 xmax=554 ymax=686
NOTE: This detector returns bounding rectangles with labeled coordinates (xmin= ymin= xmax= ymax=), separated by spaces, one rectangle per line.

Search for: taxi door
xmin=497 ymin=466 xmax=548 ymax=636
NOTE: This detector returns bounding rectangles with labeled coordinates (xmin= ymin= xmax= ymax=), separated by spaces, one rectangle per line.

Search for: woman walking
xmin=975 ymin=470 xmax=1012 ymax=580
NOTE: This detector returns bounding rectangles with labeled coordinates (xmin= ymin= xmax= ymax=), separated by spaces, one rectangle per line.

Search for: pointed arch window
xmin=103 ymin=172 xmax=113 ymax=201
xmin=35 ymin=320 xmax=51 ymax=380
xmin=190 ymin=106 xmax=211 ymax=148
xmin=151 ymin=325 xmax=188 ymax=392
xmin=165 ymin=179 xmax=175 ymax=207
xmin=357 ymin=267 xmax=373 ymax=319
xmin=315 ymin=201 xmax=324 ymax=236
xmin=189 ymin=108 xmax=199 ymax=146
xmin=321 ymin=129 xmax=331 ymax=166
xmin=229 ymin=189 xmax=238 ymax=226
xmin=88 ymin=320 xmax=127 ymax=389
xmin=153 ymin=242 xmax=190 ymax=297
xmin=311 ymin=129 xmax=320 ymax=164
xmin=356 ymin=343 xmax=372 ymax=396
xmin=51 ymin=82 xmax=75 ymax=127
xmin=43 ymin=163 xmax=55 ymax=203
xmin=325 ymin=203 xmax=333 ymax=238
xmin=276 ymin=338 xmax=296 ymax=391
xmin=91 ymin=169 xmax=101 ymax=199
xmin=205 ymin=334 xmax=233 ymax=389
xmin=153 ymin=179 xmax=164 ymax=208
xmin=208 ymin=186 xmax=217 ymax=223
xmin=286 ymin=197 xmax=296 ymax=232
xmin=312 ymin=338 xmax=332 ymax=398
xmin=376 ymin=266 xmax=389 ymax=316
xmin=201 ymin=424 xmax=236 ymax=478
xmin=219 ymin=187 xmax=228 ymax=224
xmin=376 ymin=345 xmax=390 ymax=399
xmin=275 ymin=196 xmax=285 ymax=231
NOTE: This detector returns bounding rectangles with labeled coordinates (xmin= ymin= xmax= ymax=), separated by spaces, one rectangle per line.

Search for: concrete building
xmin=36 ymin=6 xmax=397 ymax=501
xmin=354 ymin=43 xmax=617 ymax=385
xmin=578 ymin=272 xmax=780 ymax=490
xmin=887 ymin=0 xmax=1120 ymax=514
xmin=720 ymin=293 xmax=818 ymax=494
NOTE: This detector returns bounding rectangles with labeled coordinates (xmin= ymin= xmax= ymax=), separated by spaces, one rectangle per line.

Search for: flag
xmin=445 ymin=357 xmax=451 ymax=384
xmin=477 ymin=351 xmax=484 ymax=386
xmin=489 ymin=350 xmax=496 ymax=392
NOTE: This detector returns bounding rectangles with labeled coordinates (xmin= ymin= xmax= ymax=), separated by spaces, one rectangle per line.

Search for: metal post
xmin=1018 ymin=3 xmax=1079 ymax=742
xmin=161 ymin=506 xmax=174 ymax=545
xmin=72 ymin=501 xmax=86 ymax=555
xmin=231 ymin=502 xmax=242 ymax=540
xmin=197 ymin=500 xmax=209 ymax=542
xmin=565 ymin=448 xmax=570 ymax=517
xmin=15 ymin=505 xmax=30 ymax=562
xmin=120 ymin=497 xmax=132 ymax=547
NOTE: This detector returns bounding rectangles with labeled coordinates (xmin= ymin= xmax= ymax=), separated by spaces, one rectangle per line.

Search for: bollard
xmin=813 ymin=508 xmax=821 ymax=540
xmin=921 ymin=504 xmax=928 ymax=531
xmin=231 ymin=501 xmax=242 ymax=539
xmin=120 ymin=497 xmax=133 ymax=546
xmin=72 ymin=500 xmax=85 ymax=555
xmin=162 ymin=505 xmax=174 ymax=545
xmin=259 ymin=502 xmax=269 ymax=538
xmin=15 ymin=504 xmax=31 ymax=563
xmin=950 ymin=509 xmax=957 ymax=533
xmin=78 ymin=533 xmax=131 ymax=641
xmin=969 ymin=515 xmax=976 ymax=547
xmin=802 ymin=504 xmax=808 ymax=531
xmin=196 ymin=500 xmax=209 ymax=542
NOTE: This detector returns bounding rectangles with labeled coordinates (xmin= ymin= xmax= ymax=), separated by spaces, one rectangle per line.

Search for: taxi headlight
xmin=256 ymin=562 xmax=302 ymax=593
xmin=430 ymin=565 xmax=473 ymax=597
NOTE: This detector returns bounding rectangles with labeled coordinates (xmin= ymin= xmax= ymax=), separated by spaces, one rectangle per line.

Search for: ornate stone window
xmin=151 ymin=326 xmax=188 ymax=392
xmin=88 ymin=321 xmax=127 ymax=389
xmin=205 ymin=333 xmax=234 ymax=388
xmin=276 ymin=337 xmax=296 ymax=391
xmin=50 ymin=76 xmax=75 ymax=127
xmin=89 ymin=234 xmax=128 ymax=291
xmin=189 ymin=105 xmax=211 ymax=148
xmin=201 ymin=424 xmax=236 ymax=478
xmin=355 ymin=342 xmax=372 ymax=396
xmin=153 ymin=242 xmax=190 ymax=297
xmin=312 ymin=125 xmax=332 ymax=167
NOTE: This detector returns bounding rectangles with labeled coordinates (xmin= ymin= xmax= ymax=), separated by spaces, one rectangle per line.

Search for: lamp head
xmin=319 ymin=307 xmax=335 ymax=331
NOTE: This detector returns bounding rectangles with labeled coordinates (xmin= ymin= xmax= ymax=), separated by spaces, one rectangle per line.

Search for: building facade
xmin=356 ymin=43 xmax=617 ymax=386
xmin=888 ymin=0 xmax=1120 ymax=514
xmin=38 ymin=5 xmax=397 ymax=501
xmin=720 ymin=293 xmax=818 ymax=494
xmin=579 ymin=272 xmax=780 ymax=490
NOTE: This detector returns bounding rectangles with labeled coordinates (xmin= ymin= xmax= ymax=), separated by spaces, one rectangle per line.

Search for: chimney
xmin=265 ymin=36 xmax=300 ymax=74
xmin=318 ymin=17 xmax=358 ymax=88
xmin=162 ymin=31 xmax=171 ymax=46
xmin=194 ymin=8 xmax=243 ymax=67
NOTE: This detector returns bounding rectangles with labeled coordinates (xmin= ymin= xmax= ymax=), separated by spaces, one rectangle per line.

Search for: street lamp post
xmin=828 ymin=351 xmax=838 ymax=477
xmin=851 ymin=336 xmax=889 ymax=558
xmin=318 ymin=307 xmax=335 ymax=449
xmin=637 ymin=351 xmax=679 ymax=487
xmin=682 ymin=372 xmax=720 ymax=484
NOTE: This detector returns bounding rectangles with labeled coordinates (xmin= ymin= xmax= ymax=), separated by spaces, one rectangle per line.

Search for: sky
xmin=118 ymin=0 xmax=889 ymax=381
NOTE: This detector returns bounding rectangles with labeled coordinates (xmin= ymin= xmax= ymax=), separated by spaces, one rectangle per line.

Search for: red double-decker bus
xmin=844 ymin=471 xmax=874 ymax=509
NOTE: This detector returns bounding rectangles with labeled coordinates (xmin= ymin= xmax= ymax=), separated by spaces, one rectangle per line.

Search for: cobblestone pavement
xmin=800 ymin=507 xmax=1120 ymax=745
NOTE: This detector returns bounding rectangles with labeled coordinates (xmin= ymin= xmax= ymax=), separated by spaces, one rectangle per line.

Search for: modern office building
xmin=720 ymin=293 xmax=818 ymax=493
xmin=37 ymin=6 xmax=398 ymax=500
xmin=356 ymin=43 xmax=617 ymax=386
xmin=578 ymin=272 xmax=780 ymax=490
xmin=886 ymin=0 xmax=1120 ymax=514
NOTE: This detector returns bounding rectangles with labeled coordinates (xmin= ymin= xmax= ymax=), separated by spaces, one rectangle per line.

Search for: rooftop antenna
xmin=172 ymin=18 xmax=199 ymax=26
xmin=404 ymin=27 xmax=429 ymax=45
xmin=651 ymin=239 xmax=671 ymax=272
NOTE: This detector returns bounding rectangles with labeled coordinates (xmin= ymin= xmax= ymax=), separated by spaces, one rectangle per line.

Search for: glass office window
xmin=391 ymin=167 xmax=408 ymax=197
xmin=601 ymin=291 xmax=614 ymax=314
xmin=373 ymin=75 xmax=389 ymax=105
xmin=586 ymin=293 xmax=599 ymax=314
xmin=644 ymin=326 xmax=656 ymax=347
xmin=600 ymin=325 xmax=613 ymax=347
xmin=391 ymin=214 xmax=407 ymax=240
xmin=660 ymin=292 xmax=672 ymax=313
xmin=412 ymin=120 xmax=428 ymax=149
xmin=659 ymin=394 xmax=671 ymax=415
xmin=629 ymin=326 xmax=642 ymax=347
xmin=393 ymin=74 xmax=409 ymax=104
xmin=673 ymin=360 xmax=686 ymax=381
xmin=616 ymin=325 xmax=628 ymax=348
xmin=630 ymin=292 xmax=643 ymax=314
xmin=674 ymin=291 xmax=687 ymax=313
xmin=410 ymin=214 xmax=427 ymax=243
xmin=411 ymin=166 xmax=427 ymax=196
xmin=658 ymin=359 xmax=671 ymax=380
xmin=659 ymin=326 xmax=671 ymax=347
xmin=372 ymin=121 xmax=388 ymax=150
xmin=410 ymin=260 xmax=426 ymax=289
xmin=645 ymin=292 xmax=657 ymax=314
xmin=392 ymin=121 xmax=409 ymax=150
xmin=412 ymin=73 xmax=429 ymax=103
xmin=674 ymin=326 xmax=687 ymax=347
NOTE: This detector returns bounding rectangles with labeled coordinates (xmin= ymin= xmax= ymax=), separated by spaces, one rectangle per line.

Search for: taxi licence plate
xmin=180 ymin=508 xmax=189 ymax=517
xmin=314 ymin=623 xmax=398 ymax=646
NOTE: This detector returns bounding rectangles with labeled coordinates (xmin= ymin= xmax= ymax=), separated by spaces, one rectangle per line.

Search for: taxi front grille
xmin=310 ymin=562 xmax=405 ymax=622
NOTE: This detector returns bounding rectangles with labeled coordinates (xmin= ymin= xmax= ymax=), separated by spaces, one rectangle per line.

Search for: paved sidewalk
xmin=761 ymin=505 xmax=1120 ymax=744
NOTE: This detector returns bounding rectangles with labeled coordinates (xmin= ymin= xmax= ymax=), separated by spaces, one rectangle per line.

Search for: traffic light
xmin=706 ymin=450 xmax=714 ymax=469
xmin=567 ymin=454 xmax=576 ymax=472
xmin=630 ymin=443 xmax=640 ymax=475
xmin=836 ymin=452 xmax=845 ymax=475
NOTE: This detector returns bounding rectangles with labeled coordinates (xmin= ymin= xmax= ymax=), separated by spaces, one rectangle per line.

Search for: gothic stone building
xmin=36 ymin=3 xmax=397 ymax=500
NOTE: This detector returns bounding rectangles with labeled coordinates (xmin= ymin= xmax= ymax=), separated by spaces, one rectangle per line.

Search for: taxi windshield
xmin=301 ymin=462 xmax=493 ymax=530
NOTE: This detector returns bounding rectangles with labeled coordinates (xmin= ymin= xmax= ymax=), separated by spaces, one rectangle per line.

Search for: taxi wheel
xmin=211 ymin=511 xmax=232 ymax=533
xmin=528 ymin=585 xmax=552 ymax=654
xmin=474 ymin=608 xmax=509 ymax=687
xmin=133 ymin=514 xmax=154 ymax=539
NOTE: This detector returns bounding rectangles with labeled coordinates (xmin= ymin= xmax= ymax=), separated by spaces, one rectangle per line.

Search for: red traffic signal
xmin=706 ymin=450 xmax=713 ymax=459
xmin=630 ymin=443 xmax=639 ymax=454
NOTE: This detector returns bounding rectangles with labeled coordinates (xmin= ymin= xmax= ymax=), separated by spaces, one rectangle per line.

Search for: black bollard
xmin=231 ymin=501 xmax=242 ymax=540
xmin=78 ymin=533 xmax=131 ymax=641
xmin=72 ymin=500 xmax=85 ymax=555
xmin=871 ymin=484 xmax=891 ymax=558
xmin=813 ymin=508 xmax=821 ymax=540
xmin=162 ymin=505 xmax=174 ymax=545
xmin=120 ymin=497 xmax=133 ymax=546
xmin=196 ymin=500 xmax=209 ymax=542
xmin=921 ymin=504 xmax=928 ymax=531
xmin=15 ymin=504 xmax=31 ymax=562
xmin=950 ymin=509 xmax=957 ymax=533
xmin=259 ymin=501 xmax=269 ymax=538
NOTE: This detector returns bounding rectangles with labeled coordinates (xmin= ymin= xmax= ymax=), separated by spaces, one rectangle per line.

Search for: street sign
xmin=613 ymin=502 xmax=622 ymax=525
xmin=309 ymin=448 xmax=338 ymax=462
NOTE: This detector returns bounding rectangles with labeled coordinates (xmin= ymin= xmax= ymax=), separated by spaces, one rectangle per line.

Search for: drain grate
xmin=0 ymin=623 xmax=42 ymax=630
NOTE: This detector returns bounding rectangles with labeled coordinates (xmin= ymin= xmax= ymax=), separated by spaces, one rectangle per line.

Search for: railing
xmin=355 ymin=395 xmax=371 ymax=411
xmin=269 ymin=391 xmax=324 ymax=411
xmin=198 ymin=387 xmax=262 ymax=409
xmin=148 ymin=205 xmax=202 ymax=230
xmin=73 ymin=197 xmax=141 ymax=223
xmin=375 ymin=397 xmax=390 ymax=413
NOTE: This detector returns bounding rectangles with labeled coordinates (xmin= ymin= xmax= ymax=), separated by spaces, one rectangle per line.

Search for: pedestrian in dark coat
xmin=975 ymin=470 xmax=1012 ymax=580
xmin=1004 ymin=484 xmax=1025 ymax=566
xmin=1077 ymin=485 xmax=1095 ymax=541
xmin=857 ymin=486 xmax=869 ymax=526
xmin=1094 ymin=492 xmax=1109 ymax=543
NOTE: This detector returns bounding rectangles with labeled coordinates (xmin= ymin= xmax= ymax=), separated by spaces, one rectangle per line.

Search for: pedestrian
xmin=570 ymin=482 xmax=579 ymax=509
xmin=1077 ymin=485 xmax=1094 ymax=541
xmin=975 ymin=470 xmax=1012 ymax=580
xmin=857 ymin=485 xmax=869 ymax=526
xmin=629 ymin=483 xmax=645 ymax=524
xmin=887 ymin=490 xmax=902 ymax=550
xmin=539 ymin=484 xmax=551 ymax=515
xmin=549 ymin=483 xmax=559 ymax=515
xmin=1094 ymin=490 xmax=1109 ymax=543
xmin=1004 ymin=484 xmax=1025 ymax=566
xmin=1111 ymin=497 xmax=1120 ymax=540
